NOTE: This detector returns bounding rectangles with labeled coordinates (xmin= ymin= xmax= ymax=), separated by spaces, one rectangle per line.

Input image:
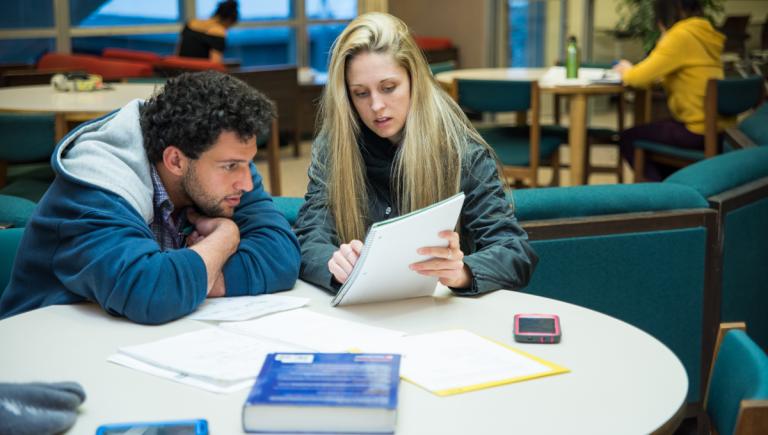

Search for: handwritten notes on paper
xmin=110 ymin=307 xmax=567 ymax=396
xmin=187 ymin=294 xmax=309 ymax=322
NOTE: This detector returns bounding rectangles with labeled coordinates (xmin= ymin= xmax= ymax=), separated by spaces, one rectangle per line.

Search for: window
xmin=0 ymin=38 xmax=55 ymax=64
xmin=226 ymin=27 xmax=296 ymax=67
xmin=0 ymin=1 xmax=54 ymax=29
xmin=306 ymin=0 xmax=356 ymax=20
xmin=308 ymin=23 xmax=346 ymax=71
xmin=196 ymin=0 xmax=292 ymax=21
xmin=0 ymin=1 xmax=359 ymax=71
xmin=72 ymin=0 xmax=180 ymax=27
xmin=506 ymin=0 xmax=569 ymax=68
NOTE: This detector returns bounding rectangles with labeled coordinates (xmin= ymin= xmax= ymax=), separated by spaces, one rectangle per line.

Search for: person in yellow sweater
xmin=614 ymin=0 xmax=726 ymax=181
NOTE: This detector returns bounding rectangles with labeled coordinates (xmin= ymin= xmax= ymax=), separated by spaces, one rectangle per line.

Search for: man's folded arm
xmin=53 ymin=212 xmax=209 ymax=325
xmin=222 ymin=166 xmax=301 ymax=296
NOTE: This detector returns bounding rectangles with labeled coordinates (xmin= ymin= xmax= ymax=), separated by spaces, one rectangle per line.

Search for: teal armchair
xmin=513 ymin=182 xmax=718 ymax=412
xmin=0 ymin=228 xmax=24 ymax=296
xmin=704 ymin=323 xmax=768 ymax=435
xmin=428 ymin=60 xmax=456 ymax=76
xmin=724 ymin=102 xmax=768 ymax=150
xmin=0 ymin=194 xmax=37 ymax=228
xmin=272 ymin=196 xmax=304 ymax=226
xmin=0 ymin=113 xmax=57 ymax=202
xmin=666 ymin=146 xmax=768 ymax=352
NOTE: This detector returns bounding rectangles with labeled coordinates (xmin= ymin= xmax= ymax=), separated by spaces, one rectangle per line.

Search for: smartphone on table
xmin=514 ymin=313 xmax=561 ymax=343
xmin=95 ymin=419 xmax=208 ymax=435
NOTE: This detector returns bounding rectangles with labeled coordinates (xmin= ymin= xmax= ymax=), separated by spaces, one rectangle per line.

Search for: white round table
xmin=0 ymin=83 xmax=159 ymax=139
xmin=0 ymin=83 xmax=159 ymax=114
xmin=0 ymin=281 xmax=687 ymax=434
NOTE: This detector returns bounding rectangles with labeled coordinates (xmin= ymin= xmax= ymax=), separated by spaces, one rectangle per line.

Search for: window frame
xmin=0 ymin=0 xmax=362 ymax=68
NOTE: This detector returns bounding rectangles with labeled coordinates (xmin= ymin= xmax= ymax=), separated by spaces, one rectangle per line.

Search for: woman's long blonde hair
xmin=319 ymin=12 xmax=490 ymax=243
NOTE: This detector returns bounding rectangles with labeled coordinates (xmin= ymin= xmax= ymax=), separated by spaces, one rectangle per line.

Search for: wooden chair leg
xmin=549 ymin=148 xmax=561 ymax=187
xmin=294 ymin=101 xmax=302 ymax=158
xmin=615 ymin=146 xmax=624 ymax=183
xmin=293 ymin=131 xmax=301 ymax=158
xmin=529 ymin=168 xmax=538 ymax=188
xmin=0 ymin=160 xmax=7 ymax=189
xmin=634 ymin=148 xmax=646 ymax=183
xmin=585 ymin=138 xmax=594 ymax=185
xmin=267 ymin=118 xmax=282 ymax=196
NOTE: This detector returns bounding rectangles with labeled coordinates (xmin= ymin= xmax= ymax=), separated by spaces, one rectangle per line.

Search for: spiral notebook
xmin=331 ymin=192 xmax=465 ymax=306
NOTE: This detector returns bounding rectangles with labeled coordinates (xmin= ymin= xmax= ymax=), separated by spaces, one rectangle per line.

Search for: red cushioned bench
xmin=101 ymin=47 xmax=163 ymax=64
xmin=153 ymin=56 xmax=227 ymax=77
xmin=37 ymin=53 xmax=153 ymax=81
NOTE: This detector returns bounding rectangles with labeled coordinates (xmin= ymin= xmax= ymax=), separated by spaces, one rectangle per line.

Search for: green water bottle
xmin=566 ymin=35 xmax=580 ymax=79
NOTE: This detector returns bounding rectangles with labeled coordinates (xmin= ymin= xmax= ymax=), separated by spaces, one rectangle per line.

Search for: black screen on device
xmin=102 ymin=425 xmax=197 ymax=435
xmin=519 ymin=317 xmax=556 ymax=333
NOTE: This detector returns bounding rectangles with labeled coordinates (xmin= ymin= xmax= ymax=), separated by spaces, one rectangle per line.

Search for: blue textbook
xmin=242 ymin=353 xmax=401 ymax=434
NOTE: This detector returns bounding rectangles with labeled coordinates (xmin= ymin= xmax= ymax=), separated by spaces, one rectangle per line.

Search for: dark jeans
xmin=619 ymin=119 xmax=705 ymax=181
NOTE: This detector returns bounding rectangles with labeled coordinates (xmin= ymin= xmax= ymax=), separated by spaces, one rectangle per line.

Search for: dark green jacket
xmin=293 ymin=134 xmax=537 ymax=295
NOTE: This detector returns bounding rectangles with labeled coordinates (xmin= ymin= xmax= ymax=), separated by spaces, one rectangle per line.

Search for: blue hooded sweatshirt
xmin=0 ymin=99 xmax=301 ymax=324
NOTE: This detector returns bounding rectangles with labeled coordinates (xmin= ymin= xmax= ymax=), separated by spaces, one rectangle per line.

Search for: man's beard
xmin=181 ymin=164 xmax=232 ymax=217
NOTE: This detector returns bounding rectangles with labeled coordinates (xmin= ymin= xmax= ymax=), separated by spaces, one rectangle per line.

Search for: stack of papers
xmin=219 ymin=308 xmax=406 ymax=352
xmin=109 ymin=327 xmax=309 ymax=393
xmin=108 ymin=308 xmax=405 ymax=393
xmin=110 ymin=305 xmax=569 ymax=396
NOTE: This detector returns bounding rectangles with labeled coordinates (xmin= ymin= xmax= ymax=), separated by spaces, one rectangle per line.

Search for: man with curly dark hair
xmin=0 ymin=71 xmax=301 ymax=324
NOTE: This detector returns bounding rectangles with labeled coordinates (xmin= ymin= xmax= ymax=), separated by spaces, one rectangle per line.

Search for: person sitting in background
xmin=0 ymin=71 xmax=301 ymax=324
xmin=614 ymin=0 xmax=728 ymax=181
xmin=178 ymin=0 xmax=238 ymax=63
xmin=293 ymin=12 xmax=537 ymax=295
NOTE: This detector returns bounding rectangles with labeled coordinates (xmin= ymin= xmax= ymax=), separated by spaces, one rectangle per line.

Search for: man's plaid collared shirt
xmin=149 ymin=165 xmax=186 ymax=250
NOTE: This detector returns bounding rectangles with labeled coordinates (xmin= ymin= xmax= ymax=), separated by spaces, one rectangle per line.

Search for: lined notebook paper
xmin=332 ymin=192 xmax=465 ymax=306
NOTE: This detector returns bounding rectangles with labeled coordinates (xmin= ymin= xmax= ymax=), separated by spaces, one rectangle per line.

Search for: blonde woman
xmin=294 ymin=12 xmax=537 ymax=295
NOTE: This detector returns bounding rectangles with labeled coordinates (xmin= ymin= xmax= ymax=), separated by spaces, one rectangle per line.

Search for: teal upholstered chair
xmin=428 ymin=60 xmax=456 ymax=76
xmin=0 ymin=113 xmax=57 ymax=202
xmin=0 ymin=228 xmax=24 ymax=296
xmin=452 ymin=79 xmax=566 ymax=187
xmin=666 ymin=146 xmax=768 ymax=352
xmin=723 ymin=102 xmax=768 ymax=150
xmin=634 ymin=75 xmax=765 ymax=181
xmin=0 ymin=194 xmax=37 ymax=228
xmin=513 ymin=183 xmax=717 ymax=412
xmin=704 ymin=323 xmax=768 ymax=435
xmin=272 ymin=196 xmax=304 ymax=226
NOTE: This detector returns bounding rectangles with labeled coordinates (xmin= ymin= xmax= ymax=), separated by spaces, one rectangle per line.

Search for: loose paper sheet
xmin=187 ymin=294 xmax=309 ymax=322
xmin=113 ymin=327 xmax=308 ymax=383
xmin=359 ymin=329 xmax=569 ymax=396
xmin=107 ymin=353 xmax=254 ymax=394
xmin=540 ymin=66 xmax=621 ymax=87
xmin=220 ymin=308 xmax=406 ymax=352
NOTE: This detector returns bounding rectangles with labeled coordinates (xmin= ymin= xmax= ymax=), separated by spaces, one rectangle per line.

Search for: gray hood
xmin=54 ymin=99 xmax=154 ymax=223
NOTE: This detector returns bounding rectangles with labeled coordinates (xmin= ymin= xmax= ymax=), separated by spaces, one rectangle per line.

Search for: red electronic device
xmin=514 ymin=314 xmax=561 ymax=344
